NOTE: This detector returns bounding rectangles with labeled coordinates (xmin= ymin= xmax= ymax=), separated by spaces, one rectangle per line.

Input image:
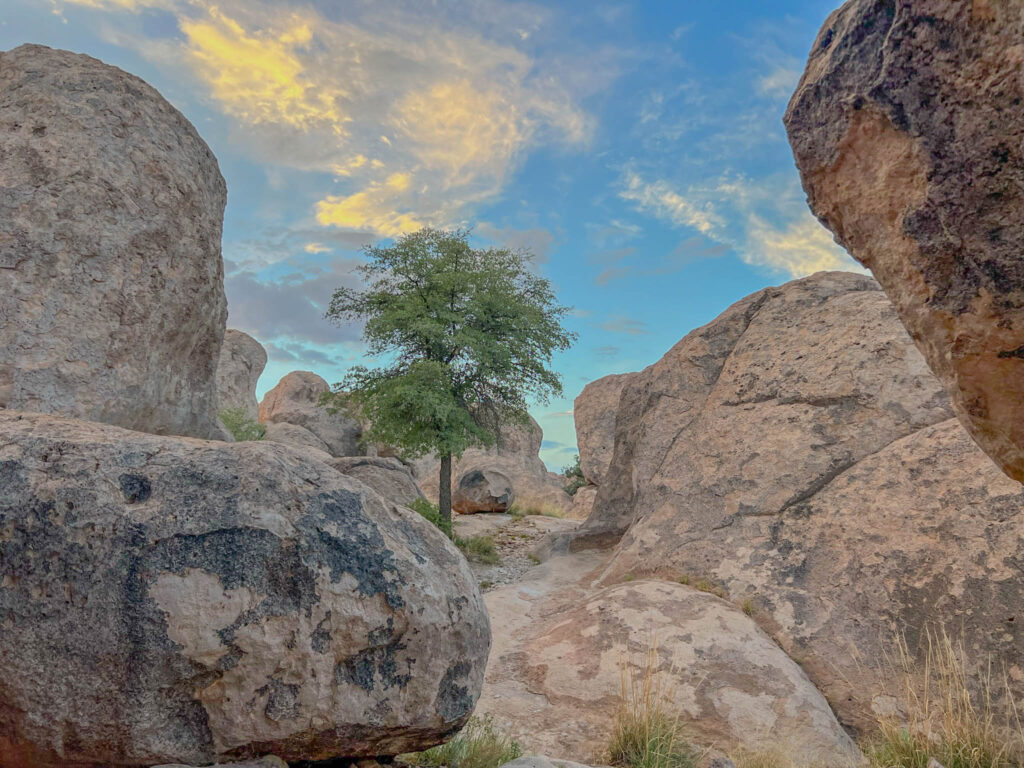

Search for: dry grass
xmin=866 ymin=628 xmax=1024 ymax=768
xmin=455 ymin=534 xmax=500 ymax=565
xmin=507 ymin=499 xmax=566 ymax=518
xmin=403 ymin=715 xmax=523 ymax=768
xmin=608 ymin=643 xmax=698 ymax=768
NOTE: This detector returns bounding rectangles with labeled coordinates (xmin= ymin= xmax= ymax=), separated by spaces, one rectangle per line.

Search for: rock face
xmin=453 ymin=469 xmax=514 ymax=514
xmin=479 ymin=564 xmax=860 ymax=765
xmin=259 ymin=372 xmax=362 ymax=458
xmin=784 ymin=1 xmax=1024 ymax=482
xmin=0 ymin=44 xmax=227 ymax=440
xmin=562 ymin=271 xmax=951 ymax=553
xmin=262 ymin=422 xmax=332 ymax=458
xmin=414 ymin=416 xmax=570 ymax=513
xmin=0 ymin=410 xmax=490 ymax=768
xmin=573 ymin=374 xmax=634 ymax=486
xmin=216 ymin=330 xmax=267 ymax=419
xmin=328 ymin=456 xmax=425 ymax=509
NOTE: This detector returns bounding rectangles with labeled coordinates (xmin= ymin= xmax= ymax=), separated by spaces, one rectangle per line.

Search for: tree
xmin=324 ymin=227 xmax=576 ymax=525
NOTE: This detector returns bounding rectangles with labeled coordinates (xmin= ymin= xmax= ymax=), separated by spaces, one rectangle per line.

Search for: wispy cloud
xmin=599 ymin=314 xmax=650 ymax=336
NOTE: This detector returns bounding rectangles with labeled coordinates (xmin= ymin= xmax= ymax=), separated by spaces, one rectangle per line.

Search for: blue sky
xmin=2 ymin=0 xmax=860 ymax=469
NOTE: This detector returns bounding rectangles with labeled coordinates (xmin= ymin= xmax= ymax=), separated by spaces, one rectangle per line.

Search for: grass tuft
xmin=403 ymin=715 xmax=523 ymax=768
xmin=455 ymin=534 xmax=500 ymax=565
xmin=507 ymin=500 xmax=566 ymax=518
xmin=608 ymin=643 xmax=698 ymax=768
xmin=219 ymin=407 xmax=266 ymax=442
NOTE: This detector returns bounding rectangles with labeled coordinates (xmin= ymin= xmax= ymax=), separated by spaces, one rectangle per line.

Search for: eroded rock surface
xmin=216 ymin=330 xmax=267 ymax=419
xmin=573 ymin=374 xmax=634 ymax=486
xmin=0 ymin=44 xmax=227 ymax=439
xmin=784 ymin=0 xmax=1024 ymax=482
xmin=328 ymin=456 xmax=425 ymax=509
xmin=0 ymin=410 xmax=489 ymax=768
xmin=259 ymin=371 xmax=362 ymax=458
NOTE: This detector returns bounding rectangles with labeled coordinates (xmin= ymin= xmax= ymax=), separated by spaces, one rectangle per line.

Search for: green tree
xmin=324 ymin=227 xmax=576 ymax=525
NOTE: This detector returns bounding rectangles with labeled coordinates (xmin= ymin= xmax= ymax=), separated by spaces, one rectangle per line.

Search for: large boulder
xmin=0 ymin=410 xmax=490 ymax=768
xmin=262 ymin=422 xmax=332 ymax=458
xmin=479 ymin=573 xmax=860 ymax=765
xmin=0 ymin=44 xmax=227 ymax=440
xmin=603 ymin=416 xmax=1024 ymax=734
xmin=573 ymin=374 xmax=634 ymax=486
xmin=453 ymin=468 xmax=514 ymax=514
xmin=784 ymin=0 xmax=1024 ymax=482
xmin=259 ymin=371 xmax=362 ymax=458
xmin=216 ymin=330 xmax=267 ymax=419
xmin=328 ymin=456 xmax=425 ymax=509
xmin=413 ymin=415 xmax=570 ymax=514
xmin=560 ymin=271 xmax=951 ymax=553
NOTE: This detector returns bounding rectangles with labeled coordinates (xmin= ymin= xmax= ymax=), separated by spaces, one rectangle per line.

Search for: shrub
xmin=219 ymin=407 xmax=266 ymax=442
xmin=410 ymin=497 xmax=454 ymax=540
xmin=507 ymin=500 xmax=566 ymax=518
xmin=405 ymin=715 xmax=523 ymax=768
xmin=865 ymin=628 xmax=1024 ymax=768
xmin=562 ymin=454 xmax=587 ymax=496
xmin=608 ymin=644 xmax=698 ymax=768
xmin=456 ymin=534 xmax=500 ymax=565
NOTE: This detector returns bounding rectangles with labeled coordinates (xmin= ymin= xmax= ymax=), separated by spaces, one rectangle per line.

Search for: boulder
xmin=328 ymin=456 xmax=425 ymax=509
xmin=573 ymin=374 xmax=634 ymax=486
xmin=568 ymin=485 xmax=597 ymax=521
xmin=784 ymin=0 xmax=1024 ymax=483
xmin=602 ymin=417 xmax=1024 ymax=734
xmin=263 ymin=422 xmax=332 ymax=458
xmin=0 ymin=44 xmax=227 ymax=440
xmin=0 ymin=410 xmax=490 ymax=768
xmin=413 ymin=415 xmax=570 ymax=514
xmin=453 ymin=468 xmax=514 ymax=514
xmin=479 ymin=573 xmax=860 ymax=765
xmin=561 ymin=271 xmax=951 ymax=554
xmin=259 ymin=372 xmax=362 ymax=458
xmin=216 ymin=330 xmax=267 ymax=419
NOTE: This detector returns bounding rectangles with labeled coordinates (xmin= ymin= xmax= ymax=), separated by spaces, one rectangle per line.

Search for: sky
xmin=2 ymin=0 xmax=862 ymax=470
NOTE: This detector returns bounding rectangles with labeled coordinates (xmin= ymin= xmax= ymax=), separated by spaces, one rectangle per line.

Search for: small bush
xmin=456 ymin=535 xmax=500 ymax=565
xmin=562 ymin=454 xmax=587 ymax=496
xmin=405 ymin=715 xmax=523 ymax=768
xmin=608 ymin=644 xmax=698 ymax=768
xmin=220 ymin=407 xmax=266 ymax=442
xmin=866 ymin=628 xmax=1024 ymax=768
xmin=410 ymin=497 xmax=454 ymax=540
xmin=507 ymin=500 xmax=566 ymax=518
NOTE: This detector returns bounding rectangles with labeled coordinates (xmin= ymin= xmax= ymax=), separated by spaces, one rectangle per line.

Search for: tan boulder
xmin=568 ymin=485 xmax=597 ymax=521
xmin=453 ymin=468 xmax=515 ymax=514
xmin=478 ymin=562 xmax=860 ymax=765
xmin=414 ymin=415 xmax=570 ymax=513
xmin=603 ymin=417 xmax=1024 ymax=735
xmin=259 ymin=371 xmax=362 ymax=458
xmin=328 ymin=456 xmax=425 ymax=508
xmin=216 ymin=330 xmax=267 ymax=419
xmin=0 ymin=45 xmax=228 ymax=440
xmin=784 ymin=0 xmax=1024 ymax=482
xmin=0 ymin=410 xmax=489 ymax=767
xmin=573 ymin=374 xmax=634 ymax=486
xmin=263 ymin=422 xmax=333 ymax=458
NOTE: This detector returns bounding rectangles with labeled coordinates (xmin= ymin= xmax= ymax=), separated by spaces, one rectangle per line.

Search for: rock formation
xmin=453 ymin=469 xmax=514 ymax=514
xmin=413 ymin=415 xmax=570 ymax=514
xmin=0 ymin=410 xmax=490 ymax=768
xmin=557 ymin=271 xmax=1024 ymax=733
xmin=259 ymin=371 xmax=363 ymax=458
xmin=216 ymin=330 xmax=267 ymax=419
xmin=328 ymin=456 xmax=425 ymax=509
xmin=573 ymin=373 xmax=634 ymax=486
xmin=478 ymin=562 xmax=861 ymax=765
xmin=263 ymin=422 xmax=333 ymax=457
xmin=0 ymin=44 xmax=228 ymax=440
xmin=784 ymin=0 xmax=1024 ymax=483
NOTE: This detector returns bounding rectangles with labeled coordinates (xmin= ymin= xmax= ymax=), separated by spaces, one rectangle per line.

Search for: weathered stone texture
xmin=573 ymin=374 xmax=634 ymax=486
xmin=259 ymin=371 xmax=362 ymax=458
xmin=0 ymin=410 xmax=489 ymax=768
xmin=784 ymin=0 xmax=1024 ymax=481
xmin=328 ymin=456 xmax=425 ymax=509
xmin=216 ymin=330 xmax=267 ymax=419
xmin=0 ymin=44 xmax=227 ymax=439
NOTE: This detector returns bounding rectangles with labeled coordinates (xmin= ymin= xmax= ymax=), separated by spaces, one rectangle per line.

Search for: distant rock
xmin=259 ymin=371 xmax=362 ymax=458
xmin=328 ymin=456 xmax=425 ymax=509
xmin=414 ymin=415 xmax=570 ymax=514
xmin=480 ymin=571 xmax=860 ymax=765
xmin=573 ymin=374 xmax=634 ymax=486
xmin=216 ymin=330 xmax=267 ymax=419
xmin=0 ymin=44 xmax=227 ymax=439
xmin=453 ymin=468 xmax=515 ymax=514
xmin=0 ymin=410 xmax=490 ymax=768
xmin=785 ymin=0 xmax=1024 ymax=482
xmin=262 ymin=422 xmax=332 ymax=458
xmin=568 ymin=485 xmax=597 ymax=521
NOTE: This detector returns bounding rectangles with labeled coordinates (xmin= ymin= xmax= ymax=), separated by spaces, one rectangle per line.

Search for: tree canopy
xmin=324 ymin=227 xmax=576 ymax=521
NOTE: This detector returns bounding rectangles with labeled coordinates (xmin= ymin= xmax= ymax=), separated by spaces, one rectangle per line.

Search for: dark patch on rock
xmin=259 ymin=679 xmax=301 ymax=722
xmin=335 ymin=619 xmax=412 ymax=693
xmin=118 ymin=473 xmax=151 ymax=504
xmin=435 ymin=661 xmax=473 ymax=722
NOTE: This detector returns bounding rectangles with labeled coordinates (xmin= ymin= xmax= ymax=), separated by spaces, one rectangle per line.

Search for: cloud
xmin=598 ymin=314 xmax=650 ymax=336
xmin=594 ymin=345 xmax=620 ymax=358
xmin=67 ymin=0 xmax=600 ymax=239
xmin=620 ymin=171 xmax=721 ymax=235
xmin=757 ymin=66 xmax=800 ymax=98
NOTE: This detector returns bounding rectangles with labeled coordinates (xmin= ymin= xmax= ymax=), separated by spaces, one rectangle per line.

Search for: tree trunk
xmin=439 ymin=453 xmax=453 ymax=529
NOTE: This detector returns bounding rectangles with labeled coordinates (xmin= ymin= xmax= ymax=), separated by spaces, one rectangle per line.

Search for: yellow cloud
xmin=304 ymin=242 xmax=331 ymax=254
xmin=746 ymin=213 xmax=862 ymax=278
xmin=620 ymin=172 xmax=721 ymax=234
xmin=316 ymin=180 xmax=424 ymax=238
xmin=180 ymin=7 xmax=347 ymax=133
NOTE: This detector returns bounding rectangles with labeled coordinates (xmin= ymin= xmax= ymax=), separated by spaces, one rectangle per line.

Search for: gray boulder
xmin=453 ymin=468 xmax=514 ymax=514
xmin=0 ymin=410 xmax=490 ymax=767
xmin=0 ymin=44 xmax=227 ymax=439
xmin=216 ymin=330 xmax=267 ymax=419
xmin=328 ymin=456 xmax=425 ymax=509
xmin=259 ymin=371 xmax=362 ymax=457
